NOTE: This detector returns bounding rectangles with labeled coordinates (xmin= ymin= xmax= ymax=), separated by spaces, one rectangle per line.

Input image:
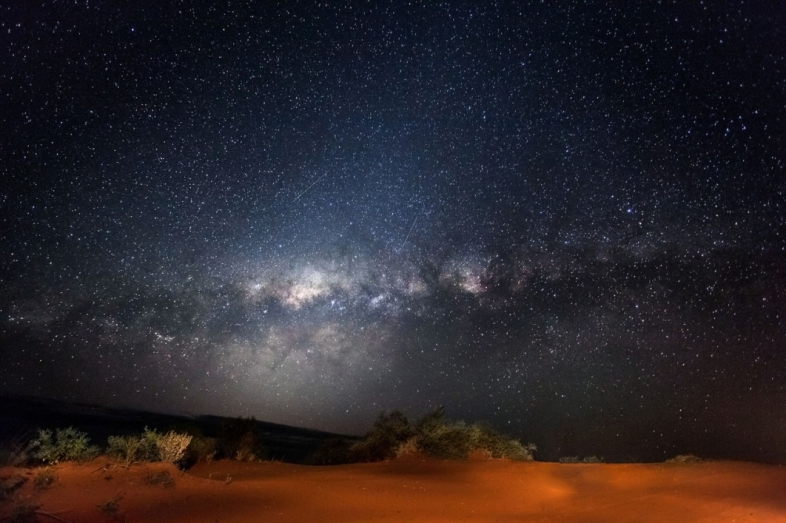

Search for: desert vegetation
xmin=344 ymin=406 xmax=536 ymax=463
xmin=3 ymin=408 xmax=534 ymax=473
xmin=216 ymin=417 xmax=265 ymax=462
xmin=3 ymin=410 xmax=777 ymax=523
xmin=0 ymin=422 xmax=238 ymax=521
xmin=665 ymin=454 xmax=704 ymax=464
xmin=97 ymin=492 xmax=123 ymax=520
xmin=3 ymin=415 xmax=711 ymax=473
xmin=32 ymin=468 xmax=56 ymax=491
xmin=559 ymin=455 xmax=604 ymax=463
xmin=0 ymin=416 xmax=268 ymax=473
xmin=106 ymin=427 xmax=192 ymax=467
xmin=143 ymin=470 xmax=175 ymax=488
xmin=27 ymin=427 xmax=100 ymax=465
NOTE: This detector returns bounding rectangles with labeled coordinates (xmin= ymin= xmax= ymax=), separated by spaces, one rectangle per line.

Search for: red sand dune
xmin=3 ymin=456 xmax=786 ymax=522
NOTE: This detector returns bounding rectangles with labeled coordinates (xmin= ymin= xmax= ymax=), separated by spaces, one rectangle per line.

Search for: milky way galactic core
xmin=1 ymin=2 xmax=784 ymax=460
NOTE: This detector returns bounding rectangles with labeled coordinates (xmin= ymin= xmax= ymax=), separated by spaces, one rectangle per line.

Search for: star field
xmin=1 ymin=1 xmax=785 ymax=461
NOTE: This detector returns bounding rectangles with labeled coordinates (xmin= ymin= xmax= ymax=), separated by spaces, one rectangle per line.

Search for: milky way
xmin=1 ymin=2 xmax=785 ymax=461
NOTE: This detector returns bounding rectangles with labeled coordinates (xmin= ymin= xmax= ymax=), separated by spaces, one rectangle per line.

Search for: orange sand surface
xmin=3 ymin=457 xmax=785 ymax=522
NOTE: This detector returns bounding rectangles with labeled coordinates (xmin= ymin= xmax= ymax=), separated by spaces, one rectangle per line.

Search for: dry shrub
xmin=395 ymin=437 xmax=420 ymax=458
xmin=186 ymin=435 xmax=217 ymax=463
xmin=666 ymin=454 xmax=703 ymax=464
xmin=97 ymin=492 xmax=123 ymax=521
xmin=156 ymin=431 xmax=192 ymax=463
xmin=218 ymin=417 xmax=265 ymax=461
xmin=560 ymin=455 xmax=604 ymax=463
xmin=33 ymin=468 xmax=56 ymax=490
xmin=143 ymin=470 xmax=175 ymax=488
xmin=107 ymin=429 xmax=191 ymax=465
xmin=350 ymin=410 xmax=413 ymax=462
xmin=107 ymin=434 xmax=143 ymax=467
xmin=351 ymin=407 xmax=536 ymax=462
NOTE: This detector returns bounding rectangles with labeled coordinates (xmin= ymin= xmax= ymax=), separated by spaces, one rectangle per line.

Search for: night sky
xmin=2 ymin=2 xmax=785 ymax=461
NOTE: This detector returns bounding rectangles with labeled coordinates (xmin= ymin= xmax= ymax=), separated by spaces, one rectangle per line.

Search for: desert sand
xmin=2 ymin=456 xmax=785 ymax=522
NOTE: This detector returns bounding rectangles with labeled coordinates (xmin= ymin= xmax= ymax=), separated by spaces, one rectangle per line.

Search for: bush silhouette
xmin=350 ymin=410 xmax=414 ymax=462
xmin=665 ymin=454 xmax=703 ymax=464
xmin=348 ymin=407 xmax=535 ymax=462
xmin=186 ymin=434 xmax=218 ymax=463
xmin=218 ymin=417 xmax=265 ymax=461
xmin=417 ymin=421 xmax=473 ymax=459
xmin=560 ymin=455 xmax=603 ymax=463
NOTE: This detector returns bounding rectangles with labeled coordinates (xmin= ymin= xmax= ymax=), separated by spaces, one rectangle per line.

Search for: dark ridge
xmin=0 ymin=394 xmax=358 ymax=464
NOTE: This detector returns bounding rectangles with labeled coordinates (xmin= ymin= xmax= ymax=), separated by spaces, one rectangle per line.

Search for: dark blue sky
xmin=1 ymin=1 xmax=785 ymax=462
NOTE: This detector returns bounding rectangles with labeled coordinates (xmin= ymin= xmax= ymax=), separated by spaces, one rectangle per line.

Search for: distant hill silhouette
xmin=0 ymin=395 xmax=358 ymax=464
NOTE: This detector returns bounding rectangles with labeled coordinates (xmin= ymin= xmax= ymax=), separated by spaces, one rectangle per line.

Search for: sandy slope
xmin=2 ymin=456 xmax=785 ymax=522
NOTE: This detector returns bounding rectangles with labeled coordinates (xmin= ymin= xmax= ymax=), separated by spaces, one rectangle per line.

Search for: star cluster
xmin=1 ymin=2 xmax=785 ymax=461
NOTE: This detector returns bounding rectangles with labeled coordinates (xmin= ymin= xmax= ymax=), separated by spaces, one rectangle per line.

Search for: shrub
xmin=350 ymin=410 xmax=414 ymax=462
xmin=469 ymin=425 xmax=536 ymax=461
xmin=395 ymin=437 xmax=420 ymax=458
xmin=414 ymin=406 xmax=447 ymax=435
xmin=350 ymin=407 xmax=536 ymax=462
xmin=559 ymin=455 xmax=602 ymax=463
xmin=666 ymin=454 xmax=703 ymax=464
xmin=186 ymin=434 xmax=218 ymax=463
xmin=107 ymin=434 xmax=144 ymax=467
xmin=414 ymin=407 xmax=536 ymax=461
xmin=144 ymin=470 xmax=175 ymax=488
xmin=218 ymin=417 xmax=265 ymax=461
xmin=27 ymin=427 xmax=99 ymax=464
xmin=97 ymin=492 xmax=122 ymax=520
xmin=166 ymin=424 xmax=217 ymax=464
xmin=106 ymin=428 xmax=157 ymax=465
xmin=33 ymin=468 xmax=56 ymax=491
xmin=107 ymin=428 xmax=192 ymax=465
xmin=417 ymin=420 xmax=473 ymax=460
xmin=139 ymin=427 xmax=162 ymax=461
xmin=156 ymin=431 xmax=192 ymax=463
